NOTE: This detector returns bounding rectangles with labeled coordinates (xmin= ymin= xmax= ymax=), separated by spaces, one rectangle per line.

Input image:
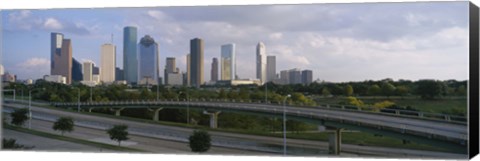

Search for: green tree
xmin=456 ymin=85 xmax=467 ymax=96
xmin=321 ymin=88 xmax=331 ymax=97
xmin=10 ymin=108 xmax=29 ymax=126
xmin=344 ymin=84 xmax=354 ymax=96
xmin=107 ymin=125 xmax=129 ymax=146
xmin=381 ymin=82 xmax=396 ymax=97
xmin=395 ymin=85 xmax=410 ymax=97
xmin=2 ymin=138 xmax=34 ymax=149
xmin=367 ymin=84 xmax=381 ymax=96
xmin=52 ymin=117 xmax=74 ymax=136
xmin=416 ymin=80 xmax=445 ymax=99
xmin=189 ymin=130 xmax=211 ymax=153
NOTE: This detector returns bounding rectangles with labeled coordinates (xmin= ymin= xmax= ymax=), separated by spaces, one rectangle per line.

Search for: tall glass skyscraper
xmin=72 ymin=57 xmax=83 ymax=82
xmin=190 ymin=38 xmax=204 ymax=88
xmin=50 ymin=32 xmax=72 ymax=84
xmin=256 ymin=42 xmax=267 ymax=84
xmin=221 ymin=43 xmax=235 ymax=80
xmin=211 ymin=57 xmax=218 ymax=82
xmin=123 ymin=26 xmax=138 ymax=85
xmin=138 ymin=35 xmax=159 ymax=85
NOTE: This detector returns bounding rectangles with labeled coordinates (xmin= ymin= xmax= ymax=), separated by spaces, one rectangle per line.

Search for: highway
xmin=3 ymin=102 xmax=468 ymax=158
xmin=58 ymin=100 xmax=467 ymax=141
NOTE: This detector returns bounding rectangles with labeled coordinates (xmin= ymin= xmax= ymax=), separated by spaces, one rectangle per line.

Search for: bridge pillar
xmin=327 ymin=126 xmax=342 ymax=155
xmin=203 ymin=110 xmax=221 ymax=128
xmin=110 ymin=108 xmax=125 ymax=116
xmin=148 ymin=108 xmax=164 ymax=121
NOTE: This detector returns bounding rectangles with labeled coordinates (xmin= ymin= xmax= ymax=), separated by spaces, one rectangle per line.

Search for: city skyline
xmin=2 ymin=2 xmax=469 ymax=82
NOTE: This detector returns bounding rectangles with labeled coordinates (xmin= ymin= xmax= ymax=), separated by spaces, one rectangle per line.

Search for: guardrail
xmin=49 ymin=98 xmax=467 ymax=123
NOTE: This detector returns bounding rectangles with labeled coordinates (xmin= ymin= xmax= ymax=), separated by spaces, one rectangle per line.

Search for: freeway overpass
xmin=52 ymin=99 xmax=468 ymax=154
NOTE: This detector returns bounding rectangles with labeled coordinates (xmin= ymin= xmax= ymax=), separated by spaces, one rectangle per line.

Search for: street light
xmin=28 ymin=88 xmax=45 ymax=129
xmin=179 ymin=90 xmax=190 ymax=124
xmin=283 ymin=94 xmax=291 ymax=156
xmin=77 ymin=88 xmax=80 ymax=112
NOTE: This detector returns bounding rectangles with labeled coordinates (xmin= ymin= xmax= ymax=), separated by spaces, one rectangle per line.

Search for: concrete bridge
xmin=52 ymin=99 xmax=468 ymax=154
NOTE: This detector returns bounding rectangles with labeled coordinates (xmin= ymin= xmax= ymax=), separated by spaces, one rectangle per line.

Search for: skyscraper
xmin=190 ymin=38 xmax=204 ymax=88
xmin=123 ymin=26 xmax=138 ymax=84
xmin=83 ymin=61 xmax=93 ymax=81
xmin=288 ymin=68 xmax=302 ymax=84
xmin=256 ymin=42 xmax=267 ymax=84
xmin=211 ymin=58 xmax=218 ymax=82
xmin=138 ymin=35 xmax=159 ymax=85
xmin=51 ymin=33 xmax=72 ymax=84
xmin=221 ymin=43 xmax=235 ymax=80
xmin=165 ymin=57 xmax=176 ymax=85
xmin=72 ymin=58 xmax=83 ymax=82
xmin=115 ymin=67 xmax=124 ymax=81
xmin=302 ymin=70 xmax=313 ymax=85
xmin=100 ymin=43 xmax=116 ymax=83
xmin=266 ymin=56 xmax=276 ymax=82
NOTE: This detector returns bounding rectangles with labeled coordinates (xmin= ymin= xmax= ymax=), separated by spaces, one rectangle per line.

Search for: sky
xmin=1 ymin=2 xmax=470 ymax=82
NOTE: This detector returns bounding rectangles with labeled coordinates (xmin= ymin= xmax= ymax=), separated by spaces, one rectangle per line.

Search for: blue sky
xmin=1 ymin=2 xmax=469 ymax=82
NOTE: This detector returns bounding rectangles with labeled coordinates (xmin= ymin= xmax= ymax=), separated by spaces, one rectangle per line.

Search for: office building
xmin=266 ymin=56 xmax=276 ymax=82
xmin=165 ymin=57 xmax=176 ymax=85
xmin=190 ymin=38 xmax=204 ymax=88
xmin=167 ymin=73 xmax=183 ymax=86
xmin=221 ymin=43 xmax=235 ymax=80
xmin=72 ymin=58 xmax=83 ymax=82
xmin=43 ymin=75 xmax=66 ymax=84
xmin=115 ymin=67 xmax=124 ymax=81
xmin=100 ymin=43 xmax=116 ymax=83
xmin=289 ymin=68 xmax=302 ymax=84
xmin=211 ymin=57 xmax=218 ymax=82
xmin=123 ymin=26 xmax=138 ymax=84
xmin=2 ymin=72 xmax=16 ymax=83
xmin=279 ymin=70 xmax=290 ymax=84
xmin=83 ymin=61 xmax=94 ymax=81
xmin=302 ymin=70 xmax=313 ymax=85
xmin=138 ymin=35 xmax=159 ymax=85
xmin=93 ymin=66 xmax=100 ymax=75
xmin=256 ymin=42 xmax=267 ymax=84
xmin=51 ymin=33 xmax=72 ymax=84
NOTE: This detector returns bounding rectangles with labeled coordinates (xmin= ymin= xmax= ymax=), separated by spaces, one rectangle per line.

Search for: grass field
xmin=314 ymin=96 xmax=467 ymax=116
xmin=3 ymin=124 xmax=145 ymax=152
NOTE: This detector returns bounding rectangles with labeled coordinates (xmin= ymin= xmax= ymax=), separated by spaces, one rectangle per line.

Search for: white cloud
xmin=147 ymin=10 xmax=168 ymax=21
xmin=43 ymin=18 xmax=64 ymax=30
xmin=17 ymin=58 xmax=50 ymax=69
xmin=269 ymin=32 xmax=283 ymax=40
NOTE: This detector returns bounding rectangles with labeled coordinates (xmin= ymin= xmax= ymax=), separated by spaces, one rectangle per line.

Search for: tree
xmin=107 ymin=125 xmax=129 ymax=146
xmin=367 ymin=84 xmax=381 ymax=96
xmin=395 ymin=85 xmax=410 ymax=97
xmin=189 ymin=130 xmax=211 ymax=152
xmin=10 ymin=108 xmax=29 ymax=126
xmin=321 ymin=88 xmax=331 ymax=97
xmin=2 ymin=138 xmax=34 ymax=149
xmin=416 ymin=80 xmax=444 ymax=99
xmin=344 ymin=84 xmax=354 ymax=96
xmin=52 ymin=117 xmax=74 ymax=136
xmin=381 ymin=82 xmax=396 ymax=97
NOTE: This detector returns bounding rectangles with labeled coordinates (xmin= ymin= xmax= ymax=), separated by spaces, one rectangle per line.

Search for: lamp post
xmin=77 ymin=88 xmax=80 ymax=112
xmin=265 ymin=83 xmax=267 ymax=104
xmin=283 ymin=94 xmax=291 ymax=156
xmin=179 ymin=91 xmax=189 ymax=124
xmin=28 ymin=88 xmax=45 ymax=129
xmin=90 ymin=86 xmax=93 ymax=102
